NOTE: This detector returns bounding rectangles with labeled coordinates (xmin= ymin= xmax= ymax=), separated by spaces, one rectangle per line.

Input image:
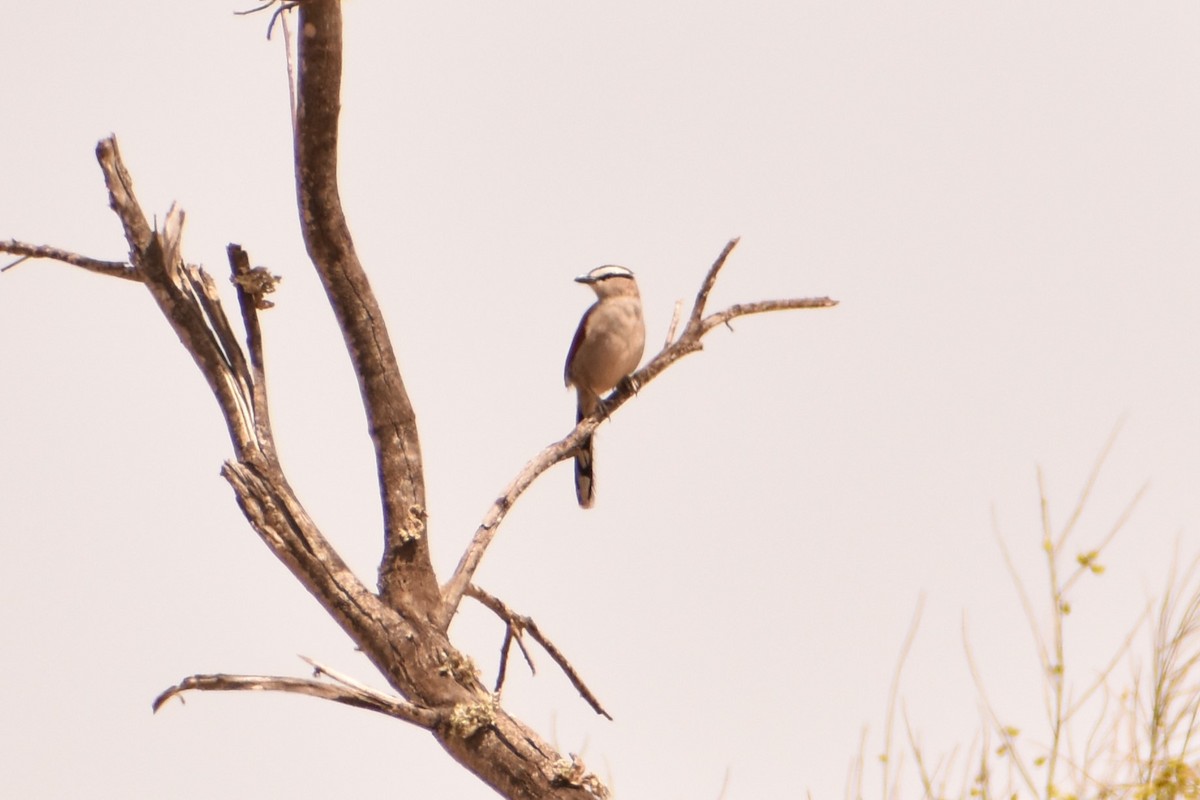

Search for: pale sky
xmin=2 ymin=3 xmax=1199 ymax=798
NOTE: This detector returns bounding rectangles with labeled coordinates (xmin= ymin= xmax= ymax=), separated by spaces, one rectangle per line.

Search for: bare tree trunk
xmin=1 ymin=1 xmax=836 ymax=796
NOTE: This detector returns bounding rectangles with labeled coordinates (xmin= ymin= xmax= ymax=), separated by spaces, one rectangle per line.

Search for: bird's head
xmin=575 ymin=264 xmax=639 ymax=299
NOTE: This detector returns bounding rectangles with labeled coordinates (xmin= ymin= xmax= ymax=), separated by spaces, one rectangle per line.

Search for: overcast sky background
xmin=2 ymin=2 xmax=1198 ymax=798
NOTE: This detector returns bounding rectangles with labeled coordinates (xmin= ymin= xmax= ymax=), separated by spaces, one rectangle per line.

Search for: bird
xmin=564 ymin=264 xmax=646 ymax=508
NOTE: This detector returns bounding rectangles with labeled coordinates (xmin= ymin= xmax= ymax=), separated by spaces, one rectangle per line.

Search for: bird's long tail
xmin=574 ymin=401 xmax=596 ymax=508
xmin=574 ymin=433 xmax=595 ymax=508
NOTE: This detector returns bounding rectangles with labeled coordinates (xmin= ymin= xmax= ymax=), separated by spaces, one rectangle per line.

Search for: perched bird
xmin=564 ymin=265 xmax=646 ymax=508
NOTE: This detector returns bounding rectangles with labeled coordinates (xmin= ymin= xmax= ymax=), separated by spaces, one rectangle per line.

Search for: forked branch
xmin=93 ymin=138 xmax=260 ymax=460
xmin=3 ymin=135 xmax=459 ymax=711
xmin=469 ymin=584 xmax=612 ymax=720
xmin=438 ymin=237 xmax=838 ymax=627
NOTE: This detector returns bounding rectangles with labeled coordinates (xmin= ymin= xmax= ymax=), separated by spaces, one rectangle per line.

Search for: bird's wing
xmin=564 ymin=303 xmax=595 ymax=387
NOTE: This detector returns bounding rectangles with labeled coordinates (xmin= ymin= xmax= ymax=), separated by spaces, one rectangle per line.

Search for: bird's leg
xmin=595 ymin=375 xmax=639 ymax=421
xmin=617 ymin=373 xmax=640 ymax=396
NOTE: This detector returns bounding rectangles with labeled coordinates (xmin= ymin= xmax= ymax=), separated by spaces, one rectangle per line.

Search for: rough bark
xmin=293 ymin=0 xmax=439 ymax=615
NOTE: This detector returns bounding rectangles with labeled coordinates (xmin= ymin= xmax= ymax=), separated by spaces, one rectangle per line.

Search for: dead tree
xmin=0 ymin=2 xmax=836 ymax=797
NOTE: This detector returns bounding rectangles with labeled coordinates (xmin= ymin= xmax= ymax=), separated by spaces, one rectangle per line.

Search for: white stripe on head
xmin=577 ymin=264 xmax=635 ymax=283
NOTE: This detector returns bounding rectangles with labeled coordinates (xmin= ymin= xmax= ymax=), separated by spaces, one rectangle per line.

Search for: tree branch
xmin=152 ymin=665 xmax=441 ymax=728
xmin=43 ymin=144 xmax=448 ymax=711
xmin=0 ymin=240 xmax=139 ymax=281
xmin=438 ymin=238 xmax=838 ymax=626
xmin=292 ymin=0 xmax=438 ymax=613
xmin=469 ymin=585 xmax=613 ymax=720
xmin=3 ymin=139 xmax=483 ymax=747
xmin=700 ymin=297 xmax=838 ymax=335
xmin=227 ymin=244 xmax=281 ymax=462
xmin=93 ymin=140 xmax=260 ymax=459
xmin=685 ymin=236 xmax=740 ymax=333
xmin=97 ymin=137 xmax=153 ymax=257
xmin=217 ymin=458 xmax=462 ymax=702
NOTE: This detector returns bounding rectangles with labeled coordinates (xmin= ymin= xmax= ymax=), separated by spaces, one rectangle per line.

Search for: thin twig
xmin=495 ymin=625 xmax=514 ymax=694
xmin=299 ymin=655 xmax=382 ymax=697
xmin=1065 ymin=600 xmax=1151 ymax=719
xmin=663 ymin=299 xmax=684 ymax=348
xmin=883 ymin=596 xmax=925 ymax=800
xmin=1039 ymin=464 xmax=1069 ymax=796
xmin=232 ymin=0 xmax=297 ymax=40
xmin=699 ymin=297 xmax=837 ymax=335
xmin=963 ymin=613 xmax=1041 ymax=797
xmin=266 ymin=2 xmax=298 ymax=39
xmin=1061 ymin=482 xmax=1148 ymax=595
xmin=686 ymin=237 xmax=740 ymax=333
xmin=902 ymin=705 xmax=938 ymax=800
xmin=993 ymin=507 xmax=1053 ymax=691
xmin=233 ymin=0 xmax=276 ymax=16
xmin=715 ymin=766 xmax=732 ymax=800
xmin=847 ymin=725 xmax=868 ymax=800
xmin=280 ymin=5 xmax=298 ymax=128
xmin=0 ymin=240 xmax=138 ymax=281
xmin=512 ymin=627 xmax=536 ymax=674
xmin=467 ymin=584 xmax=612 ymax=720
xmin=1057 ymin=417 xmax=1126 ymax=552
